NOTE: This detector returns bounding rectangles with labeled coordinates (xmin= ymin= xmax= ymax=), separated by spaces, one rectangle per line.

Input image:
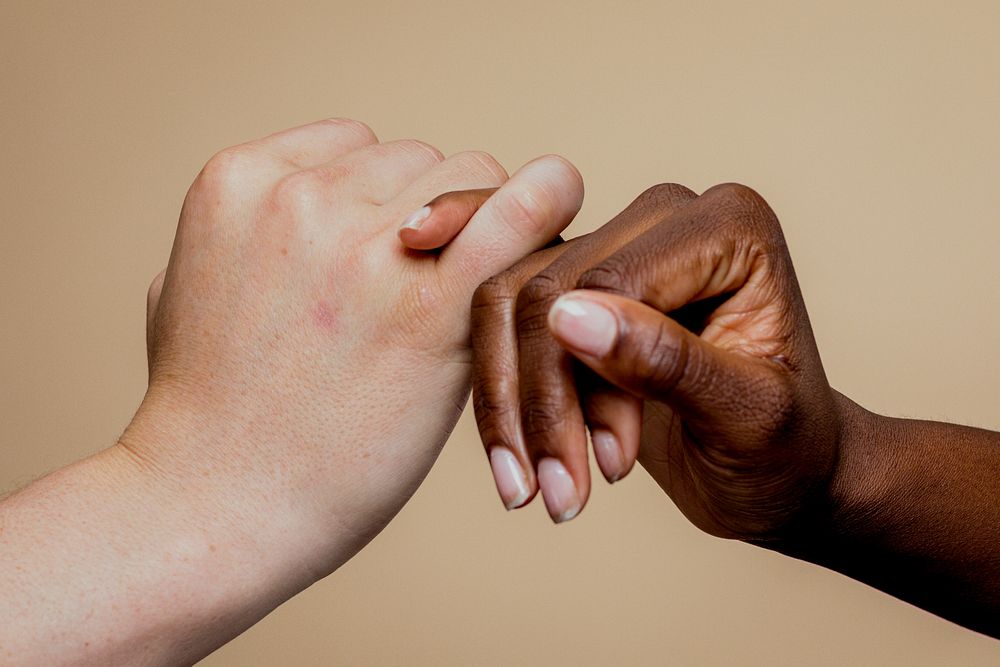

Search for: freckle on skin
xmin=312 ymin=301 xmax=339 ymax=333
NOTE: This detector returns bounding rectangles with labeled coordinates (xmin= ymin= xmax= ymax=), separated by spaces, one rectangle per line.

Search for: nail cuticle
xmin=400 ymin=205 xmax=431 ymax=232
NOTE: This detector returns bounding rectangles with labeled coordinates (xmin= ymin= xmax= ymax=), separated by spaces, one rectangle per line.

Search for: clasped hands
xmin=9 ymin=117 xmax=999 ymax=665
xmin=135 ymin=118 xmax=846 ymax=582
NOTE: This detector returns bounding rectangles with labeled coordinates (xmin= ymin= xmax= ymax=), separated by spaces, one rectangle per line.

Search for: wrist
xmin=769 ymin=391 xmax=896 ymax=560
xmin=0 ymin=410 xmax=335 ymax=665
xmin=824 ymin=392 xmax=892 ymax=539
xmin=116 ymin=389 xmax=345 ymax=581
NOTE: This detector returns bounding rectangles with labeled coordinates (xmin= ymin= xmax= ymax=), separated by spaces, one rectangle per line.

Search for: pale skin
xmin=0 ymin=118 xmax=584 ymax=665
xmin=4 ymin=119 xmax=998 ymax=664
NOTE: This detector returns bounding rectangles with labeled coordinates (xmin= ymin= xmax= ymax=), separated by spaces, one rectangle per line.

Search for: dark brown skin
xmin=402 ymin=182 xmax=1000 ymax=638
xmin=469 ymin=182 xmax=842 ymax=533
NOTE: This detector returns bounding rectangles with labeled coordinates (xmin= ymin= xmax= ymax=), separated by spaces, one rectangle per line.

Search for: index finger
xmin=577 ymin=183 xmax=788 ymax=314
xmin=512 ymin=184 xmax=697 ymax=522
xmin=472 ymin=243 xmax=573 ymax=510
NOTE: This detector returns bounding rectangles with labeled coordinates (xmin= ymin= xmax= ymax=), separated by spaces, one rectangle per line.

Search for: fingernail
xmin=592 ymin=430 xmax=625 ymax=483
xmin=548 ymin=295 xmax=618 ymax=358
xmin=400 ymin=205 xmax=431 ymax=232
xmin=489 ymin=447 xmax=530 ymax=510
xmin=537 ymin=458 xmax=581 ymax=523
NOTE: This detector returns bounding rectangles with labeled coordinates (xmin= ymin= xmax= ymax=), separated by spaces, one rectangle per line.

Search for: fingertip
xmin=537 ymin=457 xmax=584 ymax=523
xmin=537 ymin=153 xmax=584 ymax=209
xmin=397 ymin=205 xmax=435 ymax=249
xmin=489 ymin=446 xmax=532 ymax=510
xmin=547 ymin=291 xmax=619 ymax=360
xmin=593 ymin=427 xmax=640 ymax=484
xmin=398 ymin=188 xmax=499 ymax=251
xmin=514 ymin=154 xmax=585 ymax=222
xmin=591 ymin=430 xmax=623 ymax=483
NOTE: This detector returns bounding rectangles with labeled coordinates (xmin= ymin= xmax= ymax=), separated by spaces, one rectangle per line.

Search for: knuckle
xmin=706 ymin=182 xmax=762 ymax=206
xmin=196 ymin=145 xmax=262 ymax=194
xmin=517 ymin=271 xmax=562 ymax=306
xmin=635 ymin=182 xmax=696 ymax=207
xmin=268 ymin=169 xmax=327 ymax=218
xmin=519 ymin=393 xmax=570 ymax=441
xmin=600 ymin=183 xmax=695 ymax=238
xmin=473 ymin=410 xmax=521 ymax=454
xmin=576 ymin=260 xmax=634 ymax=297
xmin=453 ymin=150 xmax=508 ymax=184
xmin=183 ymin=146 xmax=270 ymax=228
xmin=702 ymin=182 xmax=766 ymax=221
xmin=472 ymin=273 xmax=518 ymax=314
xmin=521 ymin=271 xmax=563 ymax=299
xmin=515 ymin=272 xmax=566 ymax=335
xmin=492 ymin=181 xmax=555 ymax=239
xmin=322 ymin=117 xmax=378 ymax=144
xmin=393 ymin=139 xmax=445 ymax=164
xmin=472 ymin=386 xmax=516 ymax=430
xmin=704 ymin=182 xmax=784 ymax=246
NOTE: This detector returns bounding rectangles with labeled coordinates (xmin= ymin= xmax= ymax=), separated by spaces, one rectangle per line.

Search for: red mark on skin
xmin=311 ymin=301 xmax=339 ymax=333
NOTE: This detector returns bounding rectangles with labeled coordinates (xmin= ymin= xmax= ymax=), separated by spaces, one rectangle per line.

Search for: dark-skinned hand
xmin=404 ymin=182 xmax=1000 ymax=638
xmin=401 ymin=182 xmax=840 ymax=536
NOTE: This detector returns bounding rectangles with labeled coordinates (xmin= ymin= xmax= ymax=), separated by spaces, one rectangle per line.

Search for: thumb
xmin=547 ymin=290 xmax=778 ymax=429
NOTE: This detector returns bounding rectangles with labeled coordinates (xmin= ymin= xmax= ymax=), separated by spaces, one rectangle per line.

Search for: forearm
xmin=0 ymin=405 xmax=331 ymax=665
xmin=781 ymin=392 xmax=1000 ymax=637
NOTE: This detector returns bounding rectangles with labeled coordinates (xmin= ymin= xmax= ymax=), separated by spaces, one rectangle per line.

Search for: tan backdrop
xmin=3 ymin=1 xmax=999 ymax=664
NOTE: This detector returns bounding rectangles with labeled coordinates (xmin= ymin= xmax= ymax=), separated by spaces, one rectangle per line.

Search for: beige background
xmin=3 ymin=1 xmax=1000 ymax=664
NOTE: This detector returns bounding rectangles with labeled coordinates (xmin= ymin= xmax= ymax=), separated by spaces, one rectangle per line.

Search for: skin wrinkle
xmin=640 ymin=315 xmax=690 ymax=403
xmin=0 ymin=118 xmax=592 ymax=663
xmin=472 ymin=182 xmax=840 ymax=535
xmin=459 ymin=150 xmax=509 ymax=186
xmin=468 ymin=183 xmax=706 ymax=518
xmin=486 ymin=185 xmax=546 ymax=244
xmin=465 ymin=179 xmax=1000 ymax=634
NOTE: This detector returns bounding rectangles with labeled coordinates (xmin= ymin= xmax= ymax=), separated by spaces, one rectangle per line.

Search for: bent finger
xmin=318 ymin=139 xmax=445 ymax=205
xmin=579 ymin=373 xmax=643 ymax=483
xmin=576 ymin=183 xmax=786 ymax=315
xmin=249 ymin=117 xmax=378 ymax=169
xmin=472 ymin=243 xmax=571 ymax=511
